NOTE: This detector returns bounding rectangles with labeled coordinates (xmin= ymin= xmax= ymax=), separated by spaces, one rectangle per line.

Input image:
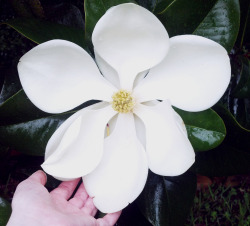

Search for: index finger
xmin=28 ymin=170 xmax=47 ymax=186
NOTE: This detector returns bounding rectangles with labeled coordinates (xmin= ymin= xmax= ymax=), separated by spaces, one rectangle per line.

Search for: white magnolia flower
xmin=18 ymin=3 xmax=231 ymax=213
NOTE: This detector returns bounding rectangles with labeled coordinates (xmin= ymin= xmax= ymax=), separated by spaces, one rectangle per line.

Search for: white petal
xmin=18 ymin=40 xmax=117 ymax=113
xmin=134 ymin=100 xmax=195 ymax=176
xmin=41 ymin=104 xmax=116 ymax=180
xmin=134 ymin=35 xmax=231 ymax=112
xmin=92 ymin=3 xmax=169 ymax=90
xmin=133 ymin=70 xmax=149 ymax=89
xmin=134 ymin=100 xmax=161 ymax=149
xmin=83 ymin=113 xmax=148 ymax=213
xmin=95 ymin=51 xmax=120 ymax=89
xmin=134 ymin=114 xmax=146 ymax=149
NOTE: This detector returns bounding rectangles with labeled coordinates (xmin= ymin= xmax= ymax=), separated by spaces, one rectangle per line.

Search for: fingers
xmin=97 ymin=211 xmax=122 ymax=226
xmin=81 ymin=197 xmax=98 ymax=216
xmin=50 ymin=178 xmax=80 ymax=200
xmin=28 ymin=170 xmax=47 ymax=186
xmin=11 ymin=171 xmax=48 ymax=209
xmin=68 ymin=183 xmax=88 ymax=208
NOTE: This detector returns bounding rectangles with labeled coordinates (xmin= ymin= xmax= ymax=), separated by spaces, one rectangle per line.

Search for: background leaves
xmin=0 ymin=0 xmax=248 ymax=225
xmin=0 ymin=197 xmax=11 ymax=226
xmin=137 ymin=171 xmax=197 ymax=226
xmin=193 ymin=0 xmax=240 ymax=52
xmin=174 ymin=108 xmax=226 ymax=152
xmin=4 ymin=18 xmax=86 ymax=49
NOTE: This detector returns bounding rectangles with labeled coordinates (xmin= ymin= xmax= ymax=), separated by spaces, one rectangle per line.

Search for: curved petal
xmin=134 ymin=100 xmax=195 ymax=176
xmin=95 ymin=51 xmax=120 ymax=89
xmin=83 ymin=113 xmax=148 ymax=213
xmin=92 ymin=3 xmax=169 ymax=90
xmin=18 ymin=40 xmax=117 ymax=113
xmin=134 ymin=35 xmax=231 ymax=111
xmin=41 ymin=104 xmax=117 ymax=180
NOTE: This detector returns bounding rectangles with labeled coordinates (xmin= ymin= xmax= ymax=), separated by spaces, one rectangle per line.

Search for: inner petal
xmin=92 ymin=3 xmax=169 ymax=90
xmin=83 ymin=113 xmax=148 ymax=213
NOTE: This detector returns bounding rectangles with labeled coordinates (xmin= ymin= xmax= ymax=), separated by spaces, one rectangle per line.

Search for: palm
xmin=8 ymin=171 xmax=121 ymax=226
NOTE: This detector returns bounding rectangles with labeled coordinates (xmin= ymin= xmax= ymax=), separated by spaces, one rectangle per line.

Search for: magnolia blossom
xmin=18 ymin=3 xmax=231 ymax=213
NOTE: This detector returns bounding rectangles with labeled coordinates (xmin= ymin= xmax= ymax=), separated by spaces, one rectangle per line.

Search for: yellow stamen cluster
xmin=111 ymin=90 xmax=135 ymax=113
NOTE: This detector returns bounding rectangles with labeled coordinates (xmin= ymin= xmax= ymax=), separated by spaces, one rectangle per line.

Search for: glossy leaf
xmin=0 ymin=197 xmax=11 ymax=226
xmin=137 ymin=171 xmax=196 ymax=226
xmin=136 ymin=0 xmax=157 ymax=12
xmin=0 ymin=85 xmax=99 ymax=155
xmin=236 ymin=0 xmax=250 ymax=48
xmin=174 ymin=108 xmax=226 ymax=152
xmin=213 ymin=104 xmax=250 ymax=150
xmin=45 ymin=3 xmax=85 ymax=29
xmin=220 ymin=56 xmax=250 ymax=130
xmin=157 ymin=0 xmax=240 ymax=52
xmin=192 ymin=104 xmax=250 ymax=176
xmin=84 ymin=0 xmax=136 ymax=45
xmin=0 ymin=90 xmax=49 ymax=126
xmin=157 ymin=0 xmax=217 ymax=36
xmin=153 ymin=0 xmax=174 ymax=14
xmin=0 ymin=68 xmax=22 ymax=105
xmin=232 ymin=56 xmax=250 ymax=98
xmin=116 ymin=202 xmax=151 ymax=226
xmin=0 ymin=112 xmax=72 ymax=156
xmin=4 ymin=18 xmax=86 ymax=48
xmin=193 ymin=0 xmax=240 ymax=52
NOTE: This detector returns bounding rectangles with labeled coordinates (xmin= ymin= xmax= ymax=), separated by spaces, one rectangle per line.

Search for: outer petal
xmin=92 ymin=3 xmax=169 ymax=90
xmin=41 ymin=104 xmax=117 ymax=180
xmin=18 ymin=40 xmax=117 ymax=113
xmin=83 ymin=113 xmax=148 ymax=213
xmin=134 ymin=35 xmax=231 ymax=112
xmin=134 ymin=100 xmax=195 ymax=176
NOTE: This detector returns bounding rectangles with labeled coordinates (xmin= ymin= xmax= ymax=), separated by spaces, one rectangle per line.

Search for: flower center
xmin=111 ymin=90 xmax=135 ymax=113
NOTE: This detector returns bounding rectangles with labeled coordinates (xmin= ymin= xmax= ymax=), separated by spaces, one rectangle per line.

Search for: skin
xmin=7 ymin=170 xmax=121 ymax=226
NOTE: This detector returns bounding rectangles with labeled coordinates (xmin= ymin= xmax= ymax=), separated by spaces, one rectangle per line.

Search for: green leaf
xmin=191 ymin=143 xmax=250 ymax=176
xmin=236 ymin=0 xmax=250 ymax=48
xmin=157 ymin=0 xmax=217 ymax=36
xmin=213 ymin=104 xmax=250 ymax=150
xmin=135 ymin=0 xmax=157 ymax=11
xmin=4 ymin=18 xmax=86 ymax=48
xmin=220 ymin=57 xmax=250 ymax=130
xmin=0 ymin=68 xmax=22 ymax=105
xmin=174 ymin=108 xmax=226 ymax=152
xmin=0 ymin=112 xmax=72 ymax=156
xmin=232 ymin=56 xmax=250 ymax=98
xmin=193 ymin=0 xmax=240 ymax=52
xmin=157 ymin=0 xmax=240 ymax=52
xmin=0 ymin=86 xmax=98 ymax=155
xmin=0 ymin=197 xmax=11 ymax=226
xmin=137 ymin=171 xmax=196 ymax=226
xmin=84 ymin=0 xmax=136 ymax=45
xmin=45 ymin=3 xmax=85 ymax=29
xmin=153 ymin=0 xmax=175 ymax=13
xmin=0 ymin=90 xmax=49 ymax=126
xmin=116 ymin=202 xmax=151 ymax=226
xmin=192 ymin=104 xmax=250 ymax=176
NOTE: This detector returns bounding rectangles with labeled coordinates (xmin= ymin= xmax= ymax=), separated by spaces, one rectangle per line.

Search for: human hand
xmin=7 ymin=170 xmax=121 ymax=226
